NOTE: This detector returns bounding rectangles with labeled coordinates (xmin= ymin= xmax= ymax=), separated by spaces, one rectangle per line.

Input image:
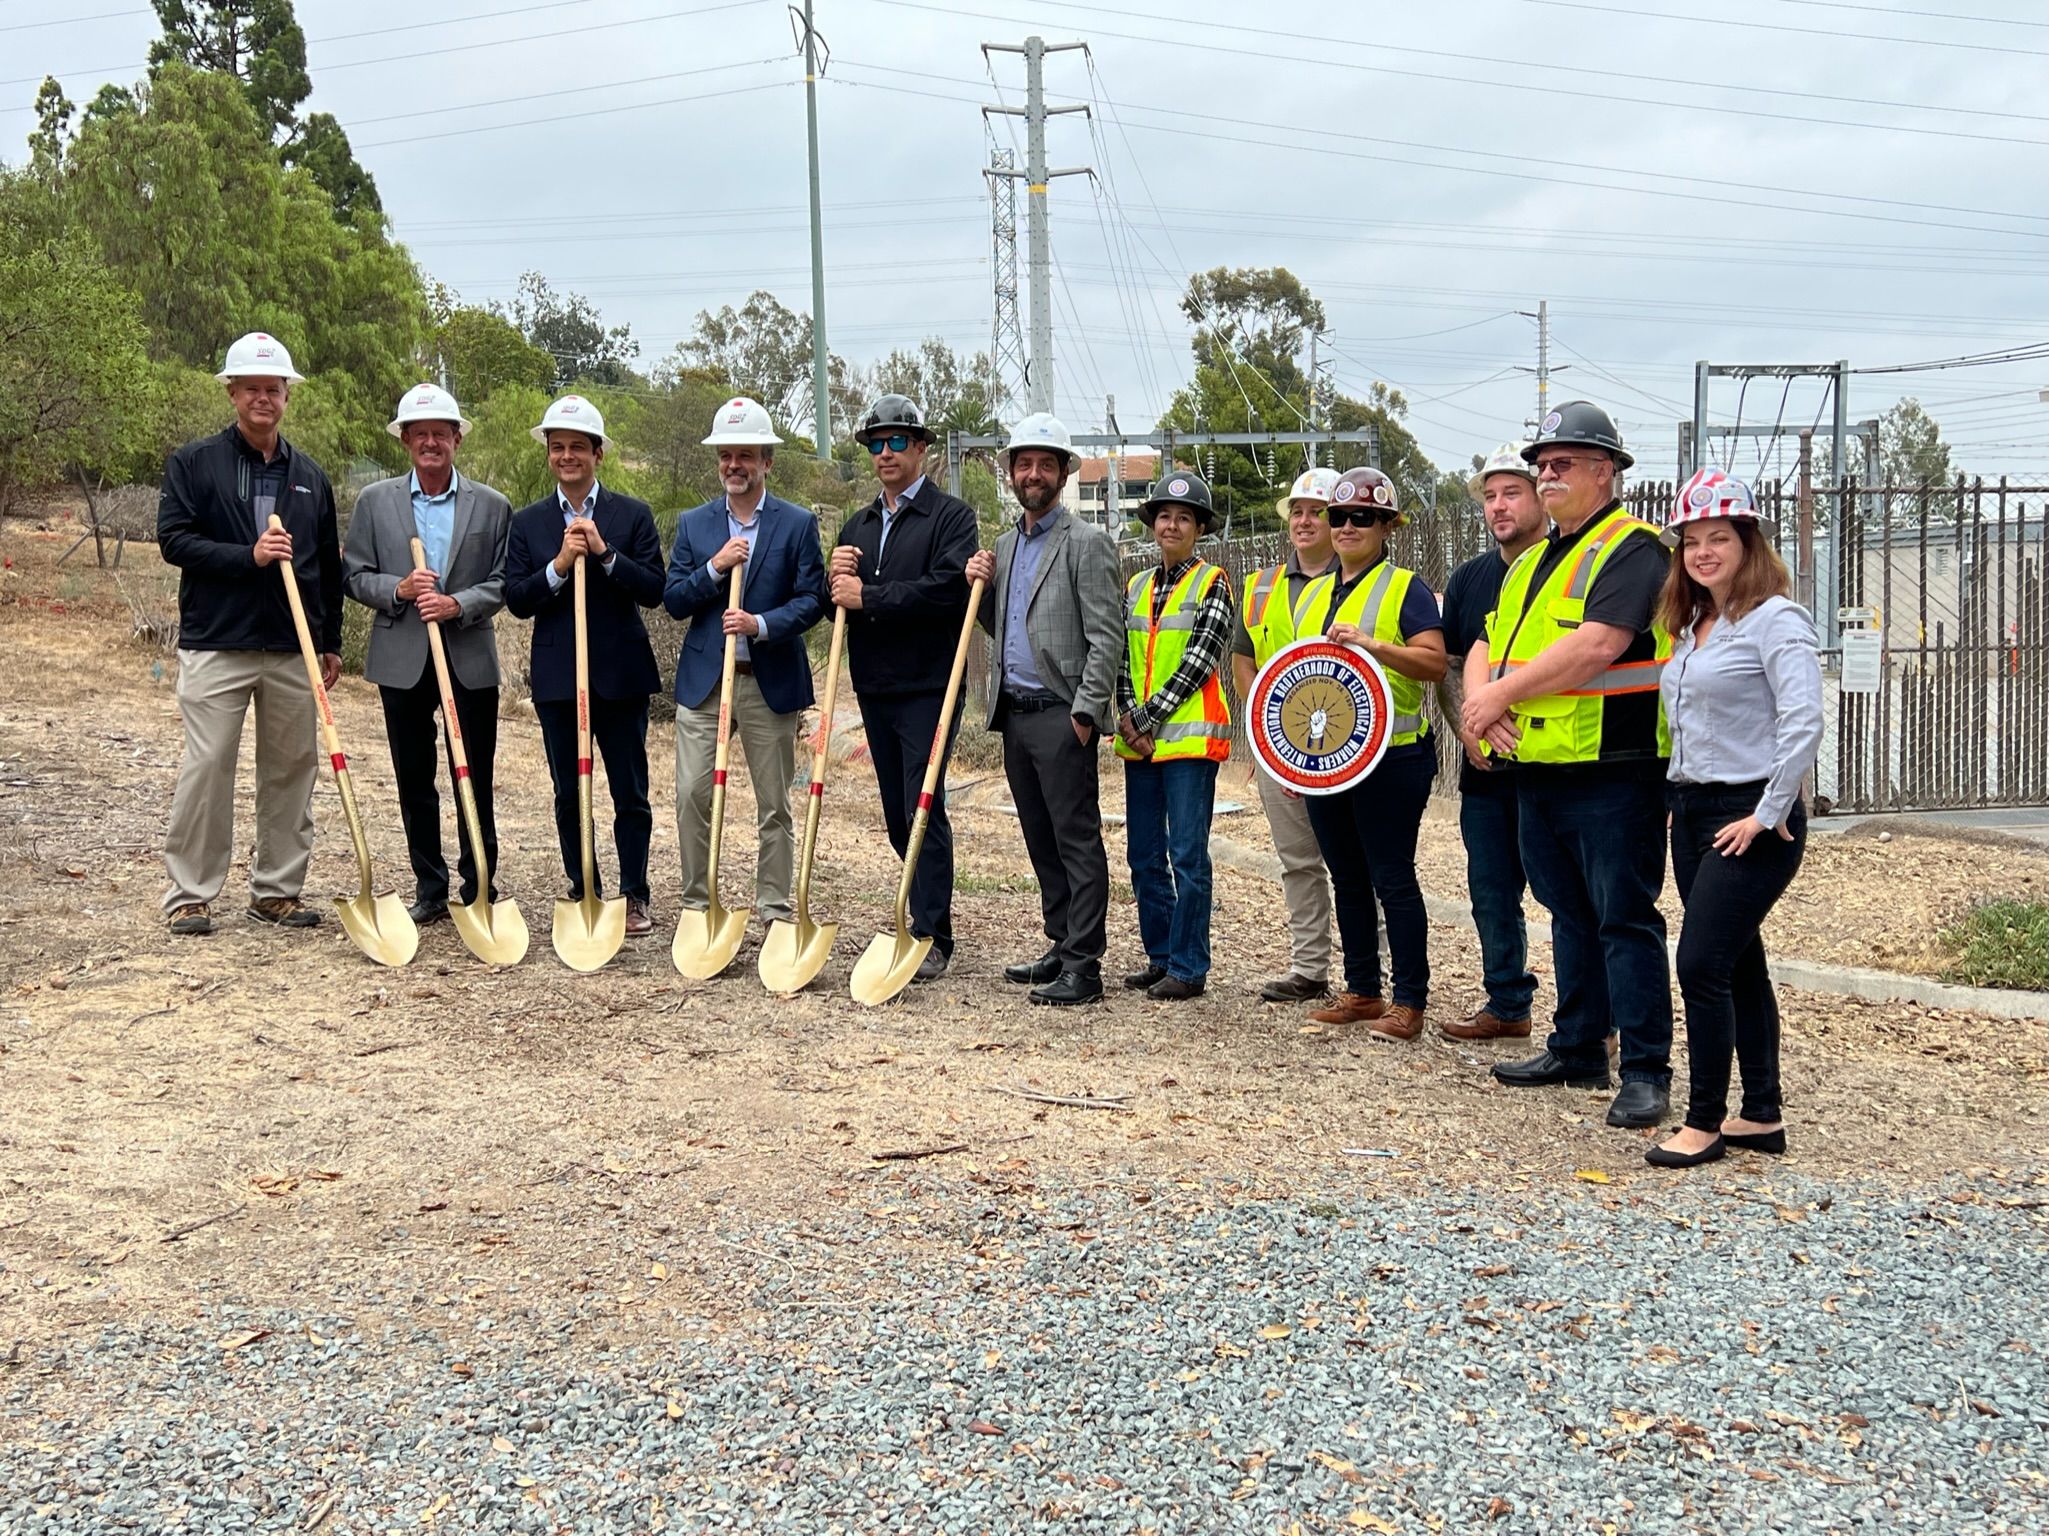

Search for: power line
xmin=1852 ymin=343 xmax=2049 ymax=375
xmin=1765 ymin=0 xmax=2046 ymax=25
xmin=355 ymin=79 xmax=791 ymax=149
xmin=1514 ymin=0 xmax=2049 ymax=53
xmin=350 ymin=54 xmax=786 ymax=130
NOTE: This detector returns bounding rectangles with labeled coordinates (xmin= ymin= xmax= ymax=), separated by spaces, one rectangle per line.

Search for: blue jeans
xmin=1460 ymin=782 xmax=1536 ymax=1021
xmin=1516 ymin=767 xmax=1672 ymax=1085
xmin=1124 ymin=758 xmax=1219 ymax=984
xmin=1303 ymin=748 xmax=1434 ymax=1009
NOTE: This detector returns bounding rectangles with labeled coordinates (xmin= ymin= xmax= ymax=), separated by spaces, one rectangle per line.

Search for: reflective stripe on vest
xmin=1118 ymin=561 xmax=1232 ymax=762
xmin=1294 ymin=560 xmax=1430 ymax=746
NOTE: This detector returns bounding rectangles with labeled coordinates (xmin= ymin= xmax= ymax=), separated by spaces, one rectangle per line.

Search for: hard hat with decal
xmin=1330 ymin=466 xmax=1405 ymax=527
xmin=1004 ymin=411 xmax=1079 ymax=473
xmin=1522 ymin=400 xmax=1633 ymax=472
xmin=1275 ymin=466 xmax=1339 ymax=516
xmin=702 ymin=395 xmax=782 ymax=447
xmin=1141 ymin=470 xmax=1215 ymax=529
xmin=387 ymin=382 xmax=471 ymax=438
xmin=1664 ymin=466 xmax=1766 ymax=546
xmin=531 ymin=393 xmax=608 ymax=446
xmin=216 ymin=332 xmax=305 ymax=383
xmin=1468 ymin=442 xmax=1538 ymax=500
xmin=857 ymin=393 xmax=933 ymax=445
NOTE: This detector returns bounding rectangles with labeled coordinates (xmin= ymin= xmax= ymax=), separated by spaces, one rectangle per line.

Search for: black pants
xmin=378 ymin=670 xmax=500 ymax=906
xmin=1304 ymin=747 xmax=1435 ymax=1009
xmin=999 ymin=698 xmax=1108 ymax=969
xmin=862 ymin=689 xmax=961 ymax=954
xmin=1669 ymin=780 xmax=1807 ymax=1132
xmin=535 ymin=695 xmax=652 ymax=902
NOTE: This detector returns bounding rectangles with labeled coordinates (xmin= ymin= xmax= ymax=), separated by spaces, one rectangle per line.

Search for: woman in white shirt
xmin=1647 ymin=469 xmax=1823 ymax=1170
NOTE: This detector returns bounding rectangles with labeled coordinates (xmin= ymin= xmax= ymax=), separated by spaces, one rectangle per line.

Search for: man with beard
xmin=964 ymin=413 xmax=1124 ymax=1006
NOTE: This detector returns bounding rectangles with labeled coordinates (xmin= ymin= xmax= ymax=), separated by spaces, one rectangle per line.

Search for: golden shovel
xmin=849 ymin=576 xmax=985 ymax=1007
xmin=671 ymin=563 xmax=751 ymax=979
xmin=552 ymin=555 xmax=627 ymax=971
xmin=758 ymin=602 xmax=847 ymax=994
xmin=270 ymin=514 xmax=418 ymax=967
xmin=411 ymin=538 xmax=528 ymax=965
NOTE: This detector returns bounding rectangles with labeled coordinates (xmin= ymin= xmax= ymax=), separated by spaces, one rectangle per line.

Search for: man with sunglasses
xmin=1460 ymin=401 xmax=1674 ymax=1131
xmin=830 ymin=394 xmax=980 ymax=982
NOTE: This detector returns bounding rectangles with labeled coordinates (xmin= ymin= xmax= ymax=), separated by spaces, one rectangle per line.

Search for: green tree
xmin=680 ymin=290 xmax=817 ymax=430
xmin=28 ymin=79 xmax=72 ymax=177
xmin=283 ymin=111 xmax=381 ymax=220
xmin=1880 ymin=397 xmax=1956 ymax=488
xmin=149 ymin=0 xmax=310 ymax=140
xmin=460 ymin=384 xmax=556 ymax=509
xmin=432 ymin=304 xmax=555 ymax=408
xmin=1182 ymin=266 xmax=1323 ymax=393
xmin=506 ymin=271 xmax=637 ymax=389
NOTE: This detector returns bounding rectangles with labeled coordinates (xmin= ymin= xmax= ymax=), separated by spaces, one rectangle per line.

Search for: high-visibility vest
xmin=1484 ymin=506 xmax=1671 ymax=764
xmin=1238 ymin=560 xmax=1328 ymax=665
xmin=1293 ymin=559 xmax=1430 ymax=747
xmin=1116 ymin=560 xmax=1232 ymax=763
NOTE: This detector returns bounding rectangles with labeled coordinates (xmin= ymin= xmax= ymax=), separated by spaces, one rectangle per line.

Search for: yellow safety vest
xmin=1116 ymin=561 xmax=1232 ymax=763
xmin=1484 ymin=506 xmax=1671 ymax=765
xmin=1293 ymin=559 xmax=1430 ymax=747
xmin=1238 ymin=559 xmax=1330 ymax=665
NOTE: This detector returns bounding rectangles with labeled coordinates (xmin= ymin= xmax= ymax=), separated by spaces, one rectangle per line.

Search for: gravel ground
xmin=5 ymin=1169 xmax=2045 ymax=1536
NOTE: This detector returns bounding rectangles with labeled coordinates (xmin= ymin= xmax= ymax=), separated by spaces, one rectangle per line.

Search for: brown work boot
xmin=1307 ymin=992 xmax=1386 ymax=1026
xmin=624 ymin=898 xmax=654 ymax=938
xmin=1441 ymin=1008 xmax=1533 ymax=1041
xmin=248 ymin=896 xmax=319 ymax=928
xmin=1368 ymin=1004 xmax=1426 ymax=1042
xmin=168 ymin=903 xmax=214 ymax=936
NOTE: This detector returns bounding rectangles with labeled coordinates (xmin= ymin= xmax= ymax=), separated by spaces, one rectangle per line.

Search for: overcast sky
xmin=7 ymin=0 xmax=2046 ymax=481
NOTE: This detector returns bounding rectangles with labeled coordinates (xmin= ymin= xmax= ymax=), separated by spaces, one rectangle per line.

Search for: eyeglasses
xmin=864 ymin=433 xmax=913 ymax=455
xmin=1534 ymin=454 xmax=1604 ymax=477
xmin=1325 ymin=507 xmax=1386 ymax=528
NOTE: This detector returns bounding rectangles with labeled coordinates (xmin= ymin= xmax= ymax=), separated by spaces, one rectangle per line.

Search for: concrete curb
xmin=1208 ymin=833 xmax=2049 ymax=1023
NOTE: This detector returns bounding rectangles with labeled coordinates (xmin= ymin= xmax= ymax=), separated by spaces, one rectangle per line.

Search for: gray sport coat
xmin=343 ymin=471 xmax=513 ymax=691
xmin=975 ymin=507 xmax=1125 ymax=732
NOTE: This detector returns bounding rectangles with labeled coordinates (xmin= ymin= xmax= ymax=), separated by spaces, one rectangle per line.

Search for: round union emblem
xmin=1540 ymin=410 xmax=1562 ymax=433
xmin=1167 ymin=476 xmax=1189 ymax=496
xmin=1247 ymin=638 xmax=1394 ymax=796
xmin=1372 ymin=482 xmax=1392 ymax=506
xmin=1332 ymin=480 xmax=1356 ymax=503
xmin=1688 ymin=483 xmax=1716 ymax=509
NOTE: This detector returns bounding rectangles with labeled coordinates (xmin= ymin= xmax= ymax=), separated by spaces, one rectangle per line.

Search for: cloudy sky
xmin=7 ymin=0 xmax=2045 ymax=480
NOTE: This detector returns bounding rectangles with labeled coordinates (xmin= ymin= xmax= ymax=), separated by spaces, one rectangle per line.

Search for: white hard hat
xmin=1005 ymin=412 xmax=1078 ymax=473
xmin=531 ymin=394 xmax=607 ymax=446
xmin=1468 ymin=442 xmax=1538 ymax=500
xmin=1275 ymin=466 xmax=1339 ymax=515
xmin=216 ymin=331 xmax=304 ymax=383
xmin=1665 ymin=467 xmax=1766 ymax=546
xmin=387 ymin=382 xmax=472 ymax=439
xmin=702 ymin=395 xmax=782 ymax=447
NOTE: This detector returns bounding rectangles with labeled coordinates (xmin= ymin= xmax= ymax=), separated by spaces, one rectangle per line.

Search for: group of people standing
xmin=154 ymin=335 xmax=1823 ymax=1168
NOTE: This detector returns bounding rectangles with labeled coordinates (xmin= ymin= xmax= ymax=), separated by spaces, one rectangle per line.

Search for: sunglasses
xmin=864 ymin=433 xmax=913 ymax=455
xmin=1325 ymin=507 xmax=1386 ymax=528
xmin=1534 ymin=455 xmax=1601 ymax=476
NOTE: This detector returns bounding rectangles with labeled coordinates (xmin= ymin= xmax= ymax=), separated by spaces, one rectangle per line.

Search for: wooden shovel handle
xmin=917 ymin=578 xmax=987 ymax=805
xmin=714 ymin=561 xmax=743 ymax=775
xmin=409 ymin=537 xmax=469 ymax=775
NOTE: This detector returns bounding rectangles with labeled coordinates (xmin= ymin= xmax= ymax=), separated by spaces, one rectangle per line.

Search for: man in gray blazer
xmin=343 ymin=384 xmax=514 ymax=924
xmin=965 ymin=413 xmax=1124 ymax=1006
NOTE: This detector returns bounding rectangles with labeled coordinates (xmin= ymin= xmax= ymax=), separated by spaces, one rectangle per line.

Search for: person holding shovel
xmin=505 ymin=396 xmax=667 ymax=938
xmin=663 ymin=397 xmax=826 ymax=940
xmin=342 ymin=384 xmax=514 ymax=928
xmin=157 ymin=332 xmax=341 ymax=936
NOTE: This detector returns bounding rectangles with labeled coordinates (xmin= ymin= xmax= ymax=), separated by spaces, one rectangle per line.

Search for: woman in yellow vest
xmin=1115 ymin=472 xmax=1233 ymax=1002
xmin=1296 ymin=467 xmax=1447 ymax=1038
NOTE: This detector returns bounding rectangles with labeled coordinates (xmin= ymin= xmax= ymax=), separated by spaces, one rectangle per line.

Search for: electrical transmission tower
xmin=984 ymin=142 xmax=1028 ymax=419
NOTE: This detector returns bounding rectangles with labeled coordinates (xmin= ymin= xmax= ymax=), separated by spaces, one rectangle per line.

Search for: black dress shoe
xmin=1005 ymin=949 xmax=1062 ymax=985
xmin=1146 ymin=974 xmax=1204 ymax=1001
xmin=1606 ymin=1081 xmax=1671 ymax=1129
xmin=408 ymin=898 xmax=450 ymax=926
xmin=1490 ymin=1050 xmax=1611 ymax=1090
xmin=1122 ymin=963 xmax=1167 ymax=991
xmin=1030 ymin=967 xmax=1103 ymax=1007
xmin=912 ymin=947 xmax=950 ymax=983
xmin=1645 ymin=1134 xmax=1724 ymax=1169
xmin=1723 ymin=1128 xmax=1787 ymax=1155
xmin=1258 ymin=973 xmax=1328 ymax=1003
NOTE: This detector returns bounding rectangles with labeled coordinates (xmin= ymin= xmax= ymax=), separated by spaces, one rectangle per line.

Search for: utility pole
xmin=1104 ymin=392 xmax=1119 ymax=531
xmin=800 ymin=0 xmax=831 ymax=460
xmin=984 ymin=37 xmax=1090 ymax=416
xmin=1306 ymin=330 xmax=1320 ymax=467
xmin=984 ymin=143 xmax=1027 ymax=417
xmin=1514 ymin=300 xmax=1564 ymax=433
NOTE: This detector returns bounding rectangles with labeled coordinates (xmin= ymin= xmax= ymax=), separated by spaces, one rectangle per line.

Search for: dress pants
xmin=999 ymin=699 xmax=1109 ymax=969
xmin=1303 ymin=747 xmax=1435 ymax=1009
xmin=378 ymin=668 xmax=500 ymax=906
xmin=674 ymin=671 xmax=800 ymax=924
xmin=1254 ymin=768 xmax=1332 ymax=985
xmin=535 ymin=694 xmax=652 ymax=902
xmin=162 ymin=648 xmax=318 ymax=912
xmin=861 ymin=689 xmax=960 ymax=954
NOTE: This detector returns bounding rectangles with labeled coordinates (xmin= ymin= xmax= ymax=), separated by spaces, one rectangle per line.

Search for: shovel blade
xmin=553 ymin=893 xmax=626 ymax=972
xmin=849 ymin=928 xmax=933 ymax=1007
xmin=450 ymin=895 xmax=530 ymax=966
xmin=334 ymin=892 xmax=420 ymax=968
xmin=757 ymin=916 xmax=838 ymax=995
xmin=670 ymin=902 xmax=751 ymax=980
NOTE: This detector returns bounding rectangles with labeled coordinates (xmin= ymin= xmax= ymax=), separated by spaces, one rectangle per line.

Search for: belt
xmin=1002 ymin=690 xmax=1063 ymax=713
xmin=732 ymin=660 xmax=753 ymax=676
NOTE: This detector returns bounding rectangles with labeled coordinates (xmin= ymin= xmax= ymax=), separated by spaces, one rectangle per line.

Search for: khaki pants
xmin=162 ymin=648 xmax=318 ymax=913
xmin=674 ymin=672 xmax=800 ymax=924
xmin=1257 ymin=768 xmax=1332 ymax=983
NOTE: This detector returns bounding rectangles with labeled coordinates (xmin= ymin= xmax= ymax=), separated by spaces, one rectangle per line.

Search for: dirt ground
xmin=2 ymin=526 xmax=2045 ymax=1361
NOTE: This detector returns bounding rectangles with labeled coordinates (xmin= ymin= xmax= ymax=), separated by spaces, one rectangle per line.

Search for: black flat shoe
xmin=1723 ymin=1128 xmax=1787 ymax=1155
xmin=1122 ymin=963 xmax=1167 ymax=991
xmin=1005 ymin=949 xmax=1062 ymax=985
xmin=408 ymin=899 xmax=451 ymax=926
xmin=1030 ymin=967 xmax=1103 ymax=1007
xmin=1606 ymin=1081 xmax=1671 ymax=1129
xmin=1490 ymin=1050 xmax=1611 ymax=1090
xmin=1645 ymin=1135 xmax=1725 ymax=1169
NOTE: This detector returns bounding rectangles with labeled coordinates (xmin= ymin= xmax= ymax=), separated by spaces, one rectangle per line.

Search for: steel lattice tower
xmin=985 ymin=142 xmax=1028 ymax=418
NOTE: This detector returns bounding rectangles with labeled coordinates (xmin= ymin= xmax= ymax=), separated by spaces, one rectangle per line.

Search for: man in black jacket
xmin=158 ymin=332 xmax=342 ymax=936
xmin=829 ymin=394 xmax=980 ymax=982
xmin=504 ymin=395 xmax=667 ymax=937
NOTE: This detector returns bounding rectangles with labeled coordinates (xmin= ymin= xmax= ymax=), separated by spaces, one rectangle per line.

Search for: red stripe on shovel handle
xmin=917 ymin=791 xmax=934 ymax=812
xmin=577 ymin=757 xmax=593 ymax=775
xmin=810 ymin=782 xmax=824 ymax=798
xmin=455 ymin=764 xmax=471 ymax=781
xmin=330 ymin=752 xmax=347 ymax=773
xmin=714 ymin=769 xmax=728 ymax=787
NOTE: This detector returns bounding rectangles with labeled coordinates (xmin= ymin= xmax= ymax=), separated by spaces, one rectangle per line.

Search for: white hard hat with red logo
xmin=387 ymin=382 xmax=472 ymax=438
xmin=1275 ymin=466 xmax=1339 ymax=515
xmin=531 ymin=394 xmax=608 ymax=446
xmin=1665 ymin=467 xmax=1765 ymax=546
xmin=216 ymin=331 xmax=305 ymax=383
xmin=702 ymin=396 xmax=782 ymax=447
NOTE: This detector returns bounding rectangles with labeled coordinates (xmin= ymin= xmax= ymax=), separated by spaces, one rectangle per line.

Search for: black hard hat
xmin=1523 ymin=399 xmax=1634 ymax=472
xmin=1330 ymin=466 xmax=1406 ymax=526
xmin=1141 ymin=470 xmax=1215 ymax=529
xmin=857 ymin=393 xmax=933 ymax=445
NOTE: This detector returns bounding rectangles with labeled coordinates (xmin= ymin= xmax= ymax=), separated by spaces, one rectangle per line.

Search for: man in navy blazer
xmin=663 ymin=397 xmax=826 ymax=928
xmin=504 ymin=395 xmax=667 ymax=936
